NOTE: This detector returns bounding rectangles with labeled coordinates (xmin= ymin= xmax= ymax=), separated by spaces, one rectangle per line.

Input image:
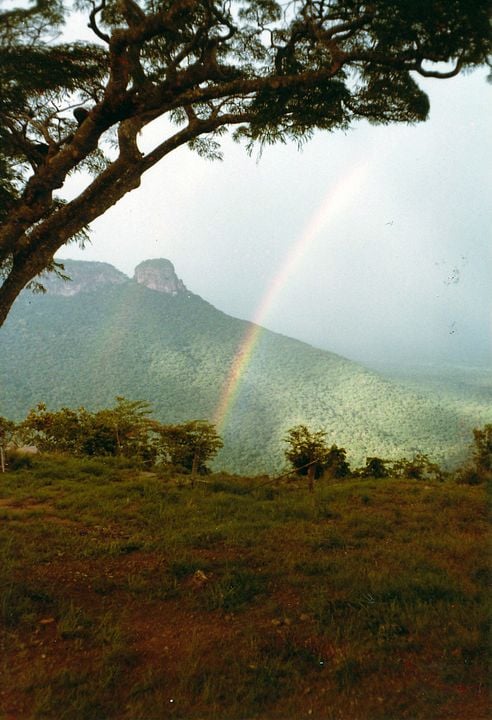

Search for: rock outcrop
xmin=133 ymin=259 xmax=187 ymax=295
xmin=41 ymin=260 xmax=128 ymax=296
xmin=37 ymin=257 xmax=188 ymax=297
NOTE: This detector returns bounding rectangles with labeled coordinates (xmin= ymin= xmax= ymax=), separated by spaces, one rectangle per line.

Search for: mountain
xmin=0 ymin=259 xmax=490 ymax=474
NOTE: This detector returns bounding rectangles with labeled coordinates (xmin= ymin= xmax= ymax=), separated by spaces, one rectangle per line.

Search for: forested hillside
xmin=1 ymin=260 xmax=490 ymax=474
xmin=366 ymin=362 xmax=492 ymax=406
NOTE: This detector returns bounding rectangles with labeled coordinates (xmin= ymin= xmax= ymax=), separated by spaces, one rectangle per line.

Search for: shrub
xmin=455 ymin=466 xmax=487 ymax=485
xmin=5 ymin=449 xmax=34 ymax=470
xmin=357 ymin=456 xmax=390 ymax=478
xmin=284 ymin=425 xmax=350 ymax=491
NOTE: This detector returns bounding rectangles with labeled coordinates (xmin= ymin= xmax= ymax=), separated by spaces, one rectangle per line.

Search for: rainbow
xmin=212 ymin=161 xmax=369 ymax=433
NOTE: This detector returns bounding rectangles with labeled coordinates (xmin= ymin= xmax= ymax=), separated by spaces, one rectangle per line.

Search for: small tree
xmin=324 ymin=444 xmax=351 ymax=479
xmin=358 ymin=456 xmax=390 ymax=479
xmin=78 ymin=408 xmax=119 ymax=457
xmin=456 ymin=424 xmax=492 ymax=485
xmin=20 ymin=397 xmax=158 ymax=464
xmin=21 ymin=403 xmax=84 ymax=453
xmin=157 ymin=420 xmax=223 ymax=483
xmin=392 ymin=453 xmax=442 ymax=481
xmin=0 ymin=416 xmax=16 ymax=472
xmin=472 ymin=424 xmax=492 ymax=474
xmin=284 ymin=424 xmax=330 ymax=491
xmin=93 ymin=396 xmax=156 ymax=462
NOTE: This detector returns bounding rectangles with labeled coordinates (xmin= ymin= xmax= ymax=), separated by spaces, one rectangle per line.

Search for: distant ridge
xmin=1 ymin=259 xmax=490 ymax=473
xmin=40 ymin=260 xmax=128 ymax=296
xmin=44 ymin=258 xmax=187 ymax=296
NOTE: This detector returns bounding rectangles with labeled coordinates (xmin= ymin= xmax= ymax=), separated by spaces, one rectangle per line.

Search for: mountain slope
xmin=0 ymin=260 xmax=490 ymax=473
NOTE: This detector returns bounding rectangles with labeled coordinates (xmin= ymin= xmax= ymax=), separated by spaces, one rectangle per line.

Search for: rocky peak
xmin=40 ymin=260 xmax=128 ymax=296
xmin=133 ymin=259 xmax=187 ymax=295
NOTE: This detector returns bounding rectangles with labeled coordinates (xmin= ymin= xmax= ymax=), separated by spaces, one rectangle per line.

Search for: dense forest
xmin=1 ymin=260 xmax=491 ymax=474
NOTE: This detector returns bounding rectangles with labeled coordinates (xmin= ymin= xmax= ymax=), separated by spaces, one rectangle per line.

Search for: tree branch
xmin=413 ymin=58 xmax=463 ymax=79
xmin=0 ymin=107 xmax=257 ymax=325
xmin=88 ymin=0 xmax=110 ymax=43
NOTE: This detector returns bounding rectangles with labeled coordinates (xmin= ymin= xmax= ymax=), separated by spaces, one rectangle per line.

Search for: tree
xmin=90 ymin=396 xmax=157 ymax=462
xmin=456 ymin=424 xmax=492 ymax=485
xmin=357 ymin=456 xmax=390 ymax=478
xmin=0 ymin=1 xmax=490 ymax=325
xmin=78 ymin=407 xmax=119 ymax=457
xmin=324 ymin=443 xmax=351 ymax=479
xmin=0 ymin=416 xmax=17 ymax=472
xmin=21 ymin=403 xmax=85 ymax=453
xmin=156 ymin=419 xmax=223 ymax=481
xmin=471 ymin=424 xmax=492 ymax=474
xmin=392 ymin=453 xmax=442 ymax=481
xmin=284 ymin=424 xmax=334 ymax=491
xmin=20 ymin=396 xmax=157 ymax=462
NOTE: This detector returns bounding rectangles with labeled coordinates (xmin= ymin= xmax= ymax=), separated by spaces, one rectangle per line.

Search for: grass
xmin=0 ymin=453 xmax=490 ymax=719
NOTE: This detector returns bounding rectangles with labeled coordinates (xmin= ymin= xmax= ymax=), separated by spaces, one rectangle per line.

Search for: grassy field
xmin=0 ymin=454 xmax=490 ymax=719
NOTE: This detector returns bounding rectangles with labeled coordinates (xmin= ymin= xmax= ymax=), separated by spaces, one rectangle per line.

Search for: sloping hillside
xmin=0 ymin=260 xmax=490 ymax=473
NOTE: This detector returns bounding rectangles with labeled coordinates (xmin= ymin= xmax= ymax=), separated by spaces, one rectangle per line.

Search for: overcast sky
xmin=58 ymin=60 xmax=491 ymax=367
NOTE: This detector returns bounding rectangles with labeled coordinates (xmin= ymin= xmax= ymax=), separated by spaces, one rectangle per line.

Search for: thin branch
xmin=206 ymin=0 xmax=236 ymax=41
xmin=88 ymin=0 xmax=110 ymax=43
xmin=413 ymin=58 xmax=463 ymax=79
xmin=17 ymin=113 xmax=53 ymax=145
xmin=319 ymin=9 xmax=376 ymax=41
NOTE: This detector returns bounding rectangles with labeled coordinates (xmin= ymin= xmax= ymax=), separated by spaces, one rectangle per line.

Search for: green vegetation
xmin=1 ymin=0 xmax=489 ymax=323
xmin=6 ymin=390 xmax=491 ymax=488
xmin=0 ymin=451 xmax=489 ymax=719
xmin=155 ymin=420 xmax=224 ymax=479
xmin=21 ymin=397 xmax=156 ymax=460
xmin=1 ymin=261 xmax=491 ymax=475
xmin=455 ymin=424 xmax=492 ymax=486
xmin=284 ymin=424 xmax=350 ymax=491
xmin=10 ymin=398 xmax=223 ymax=476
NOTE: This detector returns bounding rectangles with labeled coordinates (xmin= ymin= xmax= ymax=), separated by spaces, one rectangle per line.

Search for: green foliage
xmin=156 ymin=420 xmax=223 ymax=475
xmin=455 ymin=423 xmax=492 ymax=485
xmin=0 ymin=1 xmax=490 ymax=320
xmin=357 ymin=456 xmax=390 ymax=478
xmin=21 ymin=403 xmax=84 ymax=454
xmin=15 ymin=396 xmax=225 ymax=475
xmin=1 ymin=267 xmax=491 ymax=475
xmin=324 ymin=444 xmax=351 ymax=479
xmin=392 ymin=453 xmax=443 ymax=481
xmin=0 ymin=0 xmax=106 ymax=221
xmin=472 ymin=424 xmax=492 ymax=473
xmin=19 ymin=397 xmax=158 ymax=463
xmin=0 ymin=415 xmax=16 ymax=471
xmin=284 ymin=424 xmax=331 ymax=480
xmin=284 ymin=424 xmax=350 ymax=491
xmin=0 ymin=415 xmax=16 ymax=442
xmin=90 ymin=396 xmax=156 ymax=463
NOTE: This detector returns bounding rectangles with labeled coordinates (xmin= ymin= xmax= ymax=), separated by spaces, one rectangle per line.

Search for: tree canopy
xmin=156 ymin=419 xmax=223 ymax=476
xmin=0 ymin=0 xmax=489 ymax=324
xmin=20 ymin=397 xmax=158 ymax=461
xmin=284 ymin=423 xmax=350 ymax=490
xmin=17 ymin=397 xmax=224 ymax=472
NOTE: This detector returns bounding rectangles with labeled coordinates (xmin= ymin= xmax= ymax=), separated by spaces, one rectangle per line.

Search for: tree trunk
xmin=191 ymin=451 xmax=199 ymax=488
xmin=307 ymin=463 xmax=316 ymax=493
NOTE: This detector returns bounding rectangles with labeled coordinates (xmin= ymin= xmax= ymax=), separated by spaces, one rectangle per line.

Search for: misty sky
xmin=58 ymin=63 xmax=491 ymax=367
